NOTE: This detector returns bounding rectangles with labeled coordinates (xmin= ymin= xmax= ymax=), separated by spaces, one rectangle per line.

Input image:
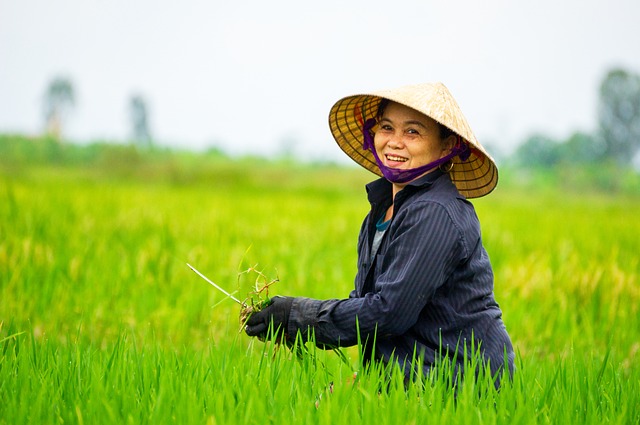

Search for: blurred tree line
xmin=37 ymin=68 xmax=640 ymax=169
xmin=2 ymin=68 xmax=640 ymax=193
xmin=43 ymin=75 xmax=153 ymax=147
xmin=511 ymin=68 xmax=640 ymax=169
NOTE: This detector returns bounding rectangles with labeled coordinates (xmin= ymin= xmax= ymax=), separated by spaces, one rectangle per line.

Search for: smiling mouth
xmin=385 ymin=154 xmax=408 ymax=163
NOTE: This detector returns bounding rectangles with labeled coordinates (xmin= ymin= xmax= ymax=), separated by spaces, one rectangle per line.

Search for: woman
xmin=245 ymin=82 xmax=514 ymax=384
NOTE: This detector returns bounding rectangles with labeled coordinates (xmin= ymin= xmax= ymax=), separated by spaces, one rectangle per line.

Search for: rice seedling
xmin=1 ymin=159 xmax=639 ymax=424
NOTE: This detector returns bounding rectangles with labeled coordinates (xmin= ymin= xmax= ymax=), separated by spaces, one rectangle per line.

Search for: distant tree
xmin=558 ymin=131 xmax=605 ymax=164
xmin=598 ymin=68 xmax=640 ymax=164
xmin=129 ymin=94 xmax=152 ymax=147
xmin=513 ymin=134 xmax=560 ymax=168
xmin=43 ymin=77 xmax=75 ymax=139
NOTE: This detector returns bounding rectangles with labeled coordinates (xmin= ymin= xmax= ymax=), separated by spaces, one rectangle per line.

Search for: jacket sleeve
xmin=287 ymin=200 xmax=465 ymax=347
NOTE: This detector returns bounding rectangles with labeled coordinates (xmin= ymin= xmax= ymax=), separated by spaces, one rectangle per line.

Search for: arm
xmin=288 ymin=201 xmax=463 ymax=347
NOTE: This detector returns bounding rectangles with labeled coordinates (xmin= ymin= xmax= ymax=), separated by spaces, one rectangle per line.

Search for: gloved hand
xmin=244 ymin=296 xmax=294 ymax=340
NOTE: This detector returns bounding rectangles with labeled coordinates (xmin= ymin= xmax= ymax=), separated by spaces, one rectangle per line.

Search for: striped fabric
xmin=288 ymin=170 xmax=514 ymax=382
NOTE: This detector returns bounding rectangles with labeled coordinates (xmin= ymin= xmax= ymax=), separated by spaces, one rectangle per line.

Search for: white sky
xmin=2 ymin=0 xmax=640 ymax=161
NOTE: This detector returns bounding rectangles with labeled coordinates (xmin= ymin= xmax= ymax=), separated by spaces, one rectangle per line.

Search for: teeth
xmin=386 ymin=155 xmax=407 ymax=162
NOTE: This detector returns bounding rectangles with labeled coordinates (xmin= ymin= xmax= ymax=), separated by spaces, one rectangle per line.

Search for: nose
xmin=387 ymin=131 xmax=404 ymax=149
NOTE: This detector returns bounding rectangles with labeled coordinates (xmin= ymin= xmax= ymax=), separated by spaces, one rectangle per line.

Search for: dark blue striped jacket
xmin=289 ymin=170 xmax=514 ymax=380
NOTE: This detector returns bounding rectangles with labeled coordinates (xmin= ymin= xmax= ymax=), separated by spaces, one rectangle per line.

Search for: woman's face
xmin=374 ymin=101 xmax=452 ymax=177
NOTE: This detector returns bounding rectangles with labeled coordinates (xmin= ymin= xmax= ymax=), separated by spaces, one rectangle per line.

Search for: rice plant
xmin=1 ymin=160 xmax=639 ymax=424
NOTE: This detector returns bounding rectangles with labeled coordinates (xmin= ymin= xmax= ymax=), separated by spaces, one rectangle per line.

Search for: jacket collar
xmin=365 ymin=169 xmax=445 ymax=207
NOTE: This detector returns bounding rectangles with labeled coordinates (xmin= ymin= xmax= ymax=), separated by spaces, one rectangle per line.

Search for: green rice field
xmin=1 ymin=153 xmax=639 ymax=424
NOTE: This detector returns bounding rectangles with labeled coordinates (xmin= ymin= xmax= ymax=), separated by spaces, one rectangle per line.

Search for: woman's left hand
xmin=244 ymin=296 xmax=294 ymax=340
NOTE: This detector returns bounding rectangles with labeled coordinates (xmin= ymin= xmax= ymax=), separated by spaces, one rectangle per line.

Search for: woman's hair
xmin=376 ymin=98 xmax=454 ymax=141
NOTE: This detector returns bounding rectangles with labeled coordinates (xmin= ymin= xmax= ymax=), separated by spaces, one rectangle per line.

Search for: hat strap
xmin=363 ymin=118 xmax=470 ymax=184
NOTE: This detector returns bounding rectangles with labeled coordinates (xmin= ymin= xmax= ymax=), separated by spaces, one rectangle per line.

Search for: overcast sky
xmin=2 ymin=0 xmax=640 ymax=161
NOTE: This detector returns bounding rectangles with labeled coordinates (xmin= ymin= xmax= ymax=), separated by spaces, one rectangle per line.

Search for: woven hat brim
xmin=328 ymin=84 xmax=498 ymax=198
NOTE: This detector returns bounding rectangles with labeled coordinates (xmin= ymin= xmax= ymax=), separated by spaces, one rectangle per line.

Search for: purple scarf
xmin=362 ymin=118 xmax=471 ymax=184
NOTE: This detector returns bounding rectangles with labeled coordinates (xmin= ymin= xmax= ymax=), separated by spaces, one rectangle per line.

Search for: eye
xmin=379 ymin=124 xmax=393 ymax=131
xmin=406 ymin=128 xmax=420 ymax=135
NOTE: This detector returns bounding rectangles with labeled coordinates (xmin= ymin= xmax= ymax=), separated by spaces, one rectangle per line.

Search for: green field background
xmin=1 ymin=155 xmax=639 ymax=423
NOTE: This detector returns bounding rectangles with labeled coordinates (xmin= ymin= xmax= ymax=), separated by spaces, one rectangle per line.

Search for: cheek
xmin=373 ymin=133 xmax=385 ymax=151
xmin=420 ymin=140 xmax=445 ymax=158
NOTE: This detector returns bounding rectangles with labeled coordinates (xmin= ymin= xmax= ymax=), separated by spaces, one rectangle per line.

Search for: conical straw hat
xmin=328 ymin=82 xmax=498 ymax=198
